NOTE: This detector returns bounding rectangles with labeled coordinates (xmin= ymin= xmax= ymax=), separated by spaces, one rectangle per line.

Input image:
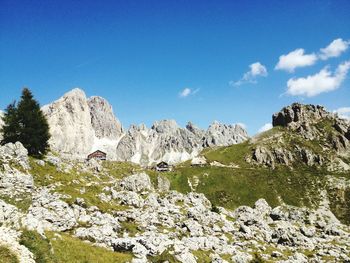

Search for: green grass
xmin=102 ymin=161 xmax=141 ymax=179
xmin=19 ymin=230 xmax=55 ymax=263
xmin=0 ymin=194 xmax=32 ymax=212
xmin=148 ymin=250 xmax=177 ymax=263
xmin=166 ymin=165 xmax=325 ymax=211
xmin=0 ymin=246 xmax=19 ymax=263
xmin=29 ymin=158 xmax=134 ymax=213
xmin=192 ymin=250 xmax=211 ymax=262
xmin=327 ymin=183 xmax=350 ymax=225
xmin=19 ymin=229 xmax=133 ymax=263
xmin=119 ymin=220 xmax=140 ymax=237
xmin=47 ymin=232 xmax=133 ymax=263
xmin=202 ymin=141 xmax=252 ymax=167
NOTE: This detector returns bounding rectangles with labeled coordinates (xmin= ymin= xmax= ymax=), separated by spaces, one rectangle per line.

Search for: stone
xmin=119 ymin=173 xmax=153 ymax=192
xmin=157 ymin=175 xmax=170 ymax=192
xmin=0 ymin=142 xmax=29 ymax=170
xmin=0 ymin=227 xmax=35 ymax=263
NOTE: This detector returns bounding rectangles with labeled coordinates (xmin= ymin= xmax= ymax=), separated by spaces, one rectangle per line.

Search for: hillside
xmin=171 ymin=103 xmax=350 ymax=224
xmin=0 ymin=103 xmax=350 ymax=262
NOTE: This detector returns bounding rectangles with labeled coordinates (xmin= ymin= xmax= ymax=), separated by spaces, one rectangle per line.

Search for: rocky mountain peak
xmin=186 ymin=122 xmax=204 ymax=137
xmin=151 ymin=120 xmax=179 ymax=133
xmin=203 ymin=121 xmax=249 ymax=147
xmin=63 ymin=87 xmax=86 ymax=98
xmin=88 ymin=96 xmax=123 ymax=139
xmin=42 ymin=88 xmax=123 ymax=157
xmin=272 ymin=103 xmax=331 ymax=128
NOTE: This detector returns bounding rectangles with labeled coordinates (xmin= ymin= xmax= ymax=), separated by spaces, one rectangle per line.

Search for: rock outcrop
xmin=42 ymin=88 xmax=123 ymax=158
xmin=272 ymin=103 xmax=331 ymax=128
xmin=248 ymin=103 xmax=350 ymax=170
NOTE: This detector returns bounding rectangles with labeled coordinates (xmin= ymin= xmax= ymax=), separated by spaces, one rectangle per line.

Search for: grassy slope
xmin=164 ymin=126 xmax=350 ymax=224
xmin=0 ymin=246 xmax=19 ymax=263
xmin=19 ymin=230 xmax=132 ymax=263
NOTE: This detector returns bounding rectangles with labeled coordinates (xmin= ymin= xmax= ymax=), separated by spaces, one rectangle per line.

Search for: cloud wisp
xmin=286 ymin=60 xmax=350 ymax=97
xmin=231 ymin=62 xmax=268 ymax=87
xmin=333 ymin=107 xmax=350 ymax=120
xmin=275 ymin=49 xmax=317 ymax=73
xmin=275 ymin=38 xmax=349 ymax=73
xmin=258 ymin=123 xmax=273 ymax=133
xmin=179 ymin=88 xmax=200 ymax=98
xmin=319 ymin=38 xmax=350 ymax=60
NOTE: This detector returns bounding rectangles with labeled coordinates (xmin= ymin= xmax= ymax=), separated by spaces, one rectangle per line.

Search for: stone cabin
xmin=155 ymin=161 xmax=172 ymax=172
xmin=87 ymin=150 xmax=107 ymax=161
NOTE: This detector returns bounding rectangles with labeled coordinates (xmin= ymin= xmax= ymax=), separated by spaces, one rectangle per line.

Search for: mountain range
xmin=40 ymin=88 xmax=248 ymax=165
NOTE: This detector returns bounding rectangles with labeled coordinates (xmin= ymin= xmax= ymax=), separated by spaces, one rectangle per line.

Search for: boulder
xmin=119 ymin=173 xmax=153 ymax=192
xmin=0 ymin=142 xmax=29 ymax=169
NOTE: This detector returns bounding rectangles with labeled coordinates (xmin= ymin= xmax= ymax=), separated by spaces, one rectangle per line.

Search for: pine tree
xmin=0 ymin=88 xmax=51 ymax=156
xmin=1 ymin=101 xmax=20 ymax=144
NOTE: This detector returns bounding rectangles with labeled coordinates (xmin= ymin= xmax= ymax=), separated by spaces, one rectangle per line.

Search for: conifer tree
xmin=1 ymin=102 xmax=20 ymax=144
xmin=1 ymin=88 xmax=50 ymax=156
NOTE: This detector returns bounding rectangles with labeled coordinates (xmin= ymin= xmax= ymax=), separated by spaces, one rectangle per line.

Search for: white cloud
xmin=319 ymin=38 xmax=350 ymax=60
xmin=286 ymin=60 xmax=350 ymax=97
xmin=275 ymin=49 xmax=317 ymax=72
xmin=333 ymin=107 xmax=350 ymax=120
xmin=179 ymin=88 xmax=199 ymax=98
xmin=258 ymin=123 xmax=273 ymax=133
xmin=231 ymin=62 xmax=268 ymax=86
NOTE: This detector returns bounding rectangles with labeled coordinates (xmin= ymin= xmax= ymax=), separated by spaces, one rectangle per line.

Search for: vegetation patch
xmin=148 ymin=250 xmax=177 ymax=263
xmin=0 ymin=246 xmax=19 ymax=263
xmin=19 ymin=230 xmax=55 ymax=263
xmin=47 ymin=232 xmax=133 ymax=263
xmin=19 ymin=229 xmax=133 ymax=263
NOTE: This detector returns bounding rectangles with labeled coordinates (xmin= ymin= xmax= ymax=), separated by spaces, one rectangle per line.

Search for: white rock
xmin=0 ymin=227 xmax=35 ymax=263
xmin=119 ymin=173 xmax=153 ymax=192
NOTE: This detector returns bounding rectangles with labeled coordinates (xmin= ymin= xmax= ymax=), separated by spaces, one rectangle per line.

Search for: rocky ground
xmin=0 ymin=142 xmax=349 ymax=263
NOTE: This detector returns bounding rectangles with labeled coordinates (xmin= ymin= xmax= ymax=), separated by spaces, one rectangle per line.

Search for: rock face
xmin=42 ymin=88 xmax=123 ymax=158
xmin=203 ymin=121 xmax=248 ymax=147
xmin=272 ymin=103 xmax=331 ymax=128
xmin=88 ymin=96 xmax=123 ymax=139
xmin=116 ymin=120 xmax=248 ymax=165
xmin=41 ymin=88 xmax=248 ymax=165
xmin=248 ymin=103 xmax=350 ymax=170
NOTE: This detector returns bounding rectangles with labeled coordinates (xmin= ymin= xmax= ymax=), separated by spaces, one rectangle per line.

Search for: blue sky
xmin=1 ymin=0 xmax=350 ymax=134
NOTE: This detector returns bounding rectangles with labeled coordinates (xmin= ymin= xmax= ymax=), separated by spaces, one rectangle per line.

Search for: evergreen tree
xmin=0 ymin=88 xmax=50 ymax=156
xmin=1 ymin=101 xmax=20 ymax=144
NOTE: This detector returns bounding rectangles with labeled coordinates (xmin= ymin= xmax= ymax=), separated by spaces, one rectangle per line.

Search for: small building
xmin=155 ymin=161 xmax=172 ymax=172
xmin=191 ymin=156 xmax=207 ymax=167
xmin=87 ymin=150 xmax=107 ymax=161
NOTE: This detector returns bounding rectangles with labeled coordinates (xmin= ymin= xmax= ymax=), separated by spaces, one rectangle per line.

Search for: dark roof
xmin=156 ymin=161 xmax=169 ymax=167
xmin=88 ymin=150 xmax=106 ymax=156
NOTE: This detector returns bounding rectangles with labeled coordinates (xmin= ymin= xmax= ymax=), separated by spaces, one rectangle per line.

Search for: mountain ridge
xmin=40 ymin=88 xmax=249 ymax=165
